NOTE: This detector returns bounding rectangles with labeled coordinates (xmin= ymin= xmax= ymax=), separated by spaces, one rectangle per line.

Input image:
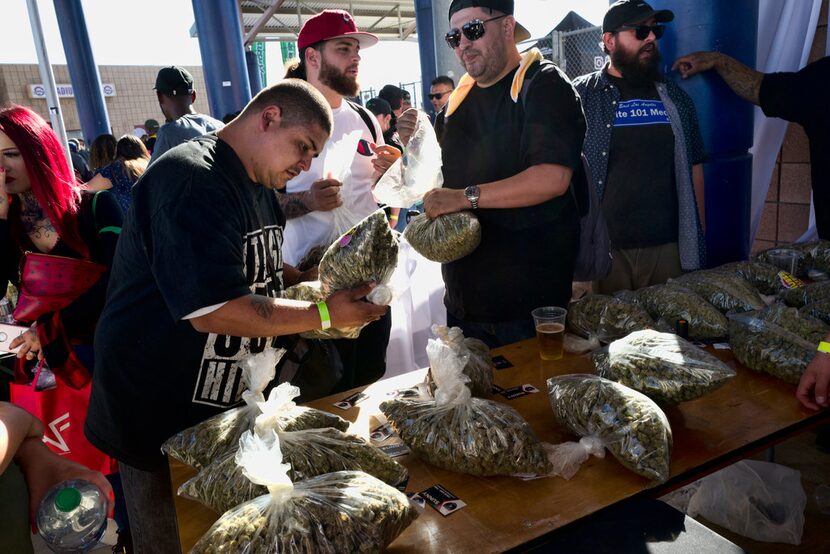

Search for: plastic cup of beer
xmin=532 ymin=307 xmax=567 ymax=360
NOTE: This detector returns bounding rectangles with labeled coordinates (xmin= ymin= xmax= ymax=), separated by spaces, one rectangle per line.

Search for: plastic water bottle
xmin=36 ymin=479 xmax=107 ymax=553
xmin=0 ymin=297 xmax=14 ymax=324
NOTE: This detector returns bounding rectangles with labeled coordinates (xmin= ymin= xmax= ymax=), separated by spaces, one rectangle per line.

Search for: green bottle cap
xmin=54 ymin=487 xmax=82 ymax=512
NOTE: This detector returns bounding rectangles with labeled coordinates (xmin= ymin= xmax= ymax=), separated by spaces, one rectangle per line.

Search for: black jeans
xmin=119 ymin=461 xmax=181 ymax=554
xmin=332 ymin=310 xmax=392 ymax=391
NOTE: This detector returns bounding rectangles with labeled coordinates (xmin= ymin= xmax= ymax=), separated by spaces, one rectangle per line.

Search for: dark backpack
xmin=347 ymin=100 xmax=378 ymax=143
xmin=521 ymin=60 xmax=612 ymax=281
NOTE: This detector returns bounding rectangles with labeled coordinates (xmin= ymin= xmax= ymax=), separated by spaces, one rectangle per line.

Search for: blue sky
xmin=3 ymin=0 xmax=610 ymax=91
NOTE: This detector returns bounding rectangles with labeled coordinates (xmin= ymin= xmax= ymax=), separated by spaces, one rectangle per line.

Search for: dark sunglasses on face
xmin=445 ymin=14 xmax=507 ymax=49
xmin=617 ymin=24 xmax=665 ymax=40
xmin=428 ymin=90 xmax=453 ymax=100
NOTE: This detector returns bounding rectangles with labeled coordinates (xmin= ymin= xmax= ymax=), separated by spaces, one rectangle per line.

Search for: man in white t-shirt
xmin=281 ymin=9 xmax=397 ymax=389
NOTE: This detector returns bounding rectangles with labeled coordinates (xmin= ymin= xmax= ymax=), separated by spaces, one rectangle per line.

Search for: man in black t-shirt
xmin=675 ymin=52 xmax=830 ymax=240
xmin=574 ymin=0 xmax=707 ymax=294
xmin=404 ymin=0 xmax=585 ymax=348
xmin=85 ymin=80 xmax=387 ymax=551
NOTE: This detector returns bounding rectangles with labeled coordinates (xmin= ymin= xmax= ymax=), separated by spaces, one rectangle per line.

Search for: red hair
xmin=0 ymin=105 xmax=88 ymax=258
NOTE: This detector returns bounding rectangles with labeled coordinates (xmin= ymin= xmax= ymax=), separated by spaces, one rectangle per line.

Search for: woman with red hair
xmin=0 ymin=105 xmax=130 ymax=549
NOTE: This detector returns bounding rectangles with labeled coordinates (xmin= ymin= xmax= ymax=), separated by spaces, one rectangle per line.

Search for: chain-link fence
xmin=546 ymin=26 xmax=607 ymax=80
xmin=359 ymin=81 xmax=422 ymax=110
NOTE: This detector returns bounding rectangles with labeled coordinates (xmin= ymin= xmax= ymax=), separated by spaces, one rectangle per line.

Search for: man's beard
xmin=319 ymin=56 xmax=359 ymax=96
xmin=611 ymin=43 xmax=662 ymax=86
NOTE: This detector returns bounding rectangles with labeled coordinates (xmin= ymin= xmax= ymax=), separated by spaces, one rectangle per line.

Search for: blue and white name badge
xmin=614 ymin=99 xmax=670 ymax=127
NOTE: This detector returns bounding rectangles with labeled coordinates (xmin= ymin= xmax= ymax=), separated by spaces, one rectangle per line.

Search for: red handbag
xmin=13 ymin=252 xmax=106 ymax=323
xmin=10 ymin=361 xmax=117 ymax=475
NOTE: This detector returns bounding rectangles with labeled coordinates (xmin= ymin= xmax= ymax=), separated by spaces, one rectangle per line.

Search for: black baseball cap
xmin=366 ymin=97 xmax=392 ymax=117
xmin=448 ymin=0 xmax=531 ymax=42
xmin=154 ymin=66 xmax=194 ymax=96
xmin=602 ymin=0 xmax=674 ymax=33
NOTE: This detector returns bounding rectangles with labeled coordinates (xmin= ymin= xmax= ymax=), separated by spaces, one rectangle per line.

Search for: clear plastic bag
xmin=179 ymin=427 xmax=408 ymax=514
xmin=592 ymin=330 xmax=735 ymax=404
xmin=673 ymin=270 xmax=765 ymax=314
xmin=192 ymin=432 xmax=417 ymax=553
xmin=547 ymin=374 xmax=672 ymax=482
xmin=403 ymin=211 xmax=481 ymax=263
xmin=685 ymin=460 xmax=806 ymax=545
xmin=567 ymin=294 xmax=655 ymax=343
xmin=163 ymin=379 xmax=348 ymax=469
xmin=381 ymin=338 xmax=551 ymax=476
xmin=755 ymin=246 xmax=812 ymax=277
xmin=424 ymin=324 xmax=494 ymax=397
xmin=800 ymin=299 xmax=830 ymax=325
xmin=758 ymin=303 xmax=828 ymax=343
xmin=637 ymin=284 xmax=728 ymax=341
xmin=717 ymin=260 xmax=798 ymax=295
xmin=318 ymin=209 xmax=399 ymax=298
xmin=782 ymin=280 xmax=830 ymax=308
xmin=728 ymin=311 xmax=815 ymax=384
xmin=373 ymin=111 xmax=443 ymax=208
xmin=544 ymin=437 xmax=606 ymax=480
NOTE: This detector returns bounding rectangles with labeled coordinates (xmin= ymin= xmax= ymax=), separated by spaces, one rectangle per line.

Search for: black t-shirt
xmin=86 ymin=135 xmax=286 ymax=471
xmin=760 ymin=57 xmax=830 ymax=232
xmin=439 ymin=61 xmax=585 ymax=322
xmin=603 ymin=75 xmax=678 ymax=249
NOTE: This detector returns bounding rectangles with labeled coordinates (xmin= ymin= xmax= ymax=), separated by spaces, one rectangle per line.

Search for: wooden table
xmin=173 ymin=338 xmax=829 ymax=553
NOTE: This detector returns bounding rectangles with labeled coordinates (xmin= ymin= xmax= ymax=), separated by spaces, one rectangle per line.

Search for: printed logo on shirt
xmin=192 ymin=225 xmax=284 ymax=408
xmin=614 ymin=99 xmax=670 ymax=127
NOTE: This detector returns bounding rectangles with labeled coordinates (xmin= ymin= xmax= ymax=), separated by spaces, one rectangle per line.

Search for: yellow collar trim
xmin=445 ymin=48 xmax=544 ymax=118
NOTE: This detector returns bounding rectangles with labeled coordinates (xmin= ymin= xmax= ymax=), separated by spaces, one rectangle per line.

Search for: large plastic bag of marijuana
xmin=191 ymin=431 xmax=417 ymax=554
xmin=163 ymin=374 xmax=348 ymax=470
xmin=592 ymin=330 xmax=735 ymax=404
xmin=673 ymin=271 xmax=765 ymax=314
xmin=381 ymin=338 xmax=552 ymax=476
xmin=424 ymin=324 xmax=493 ymax=397
xmin=796 ymin=240 xmax=830 ymax=273
xmin=373 ymin=111 xmax=443 ymax=208
xmin=728 ymin=312 xmax=815 ymax=384
xmin=403 ymin=211 xmax=481 ymax=263
xmin=782 ymin=280 xmax=830 ymax=308
xmin=318 ymin=209 xmax=399 ymax=304
xmin=179 ymin=425 xmax=408 ymax=514
xmin=637 ymin=284 xmax=728 ymax=341
xmin=547 ymin=374 xmax=672 ymax=482
xmin=716 ymin=260 xmax=799 ymax=296
xmin=567 ymin=294 xmax=655 ymax=344
xmin=758 ymin=304 xmax=828 ymax=343
xmin=800 ymin=299 xmax=830 ymax=325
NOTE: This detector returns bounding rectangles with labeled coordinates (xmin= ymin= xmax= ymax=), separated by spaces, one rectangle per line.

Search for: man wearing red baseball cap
xmin=280 ymin=10 xmax=396 ymax=390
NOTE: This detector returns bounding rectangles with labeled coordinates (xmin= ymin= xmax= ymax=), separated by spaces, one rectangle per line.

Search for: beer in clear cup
xmin=531 ymin=306 xmax=567 ymax=360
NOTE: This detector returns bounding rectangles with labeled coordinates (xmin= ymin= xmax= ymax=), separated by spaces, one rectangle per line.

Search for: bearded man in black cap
xmin=408 ymin=0 xmax=585 ymax=348
xmin=573 ymin=0 xmax=707 ymax=294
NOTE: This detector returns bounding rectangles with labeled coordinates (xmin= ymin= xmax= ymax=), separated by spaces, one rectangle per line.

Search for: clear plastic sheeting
xmin=372 ymin=111 xmax=443 ymax=208
xmin=547 ymin=374 xmax=672 ymax=482
xmin=191 ymin=432 xmax=417 ymax=554
xmin=728 ymin=311 xmax=815 ymax=384
xmin=592 ymin=330 xmax=735 ymax=404
xmin=381 ymin=338 xmax=551 ymax=476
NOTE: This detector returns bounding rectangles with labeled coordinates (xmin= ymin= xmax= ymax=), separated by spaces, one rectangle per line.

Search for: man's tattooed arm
xmin=250 ymin=295 xmax=275 ymax=320
xmin=276 ymin=190 xmax=313 ymax=219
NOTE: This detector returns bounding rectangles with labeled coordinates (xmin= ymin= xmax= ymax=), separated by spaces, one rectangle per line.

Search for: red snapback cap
xmin=298 ymin=9 xmax=379 ymax=51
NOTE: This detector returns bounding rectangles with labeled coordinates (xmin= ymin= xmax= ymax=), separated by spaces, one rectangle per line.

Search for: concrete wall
xmin=753 ymin=0 xmax=828 ymax=252
xmin=0 ymin=64 xmax=211 ymax=141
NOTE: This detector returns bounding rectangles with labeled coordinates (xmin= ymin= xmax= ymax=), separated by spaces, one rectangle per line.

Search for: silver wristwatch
xmin=464 ymin=185 xmax=480 ymax=210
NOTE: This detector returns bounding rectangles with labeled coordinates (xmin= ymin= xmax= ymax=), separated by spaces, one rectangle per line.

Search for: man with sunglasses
xmin=429 ymin=75 xmax=455 ymax=137
xmin=280 ymin=9 xmax=395 ymax=391
xmin=573 ymin=0 xmax=707 ymax=294
xmin=413 ymin=0 xmax=585 ymax=348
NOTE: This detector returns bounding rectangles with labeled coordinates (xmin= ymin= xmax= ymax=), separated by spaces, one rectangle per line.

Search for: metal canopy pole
xmin=244 ymin=0 xmax=286 ymax=47
xmin=25 ymin=0 xmax=72 ymax=169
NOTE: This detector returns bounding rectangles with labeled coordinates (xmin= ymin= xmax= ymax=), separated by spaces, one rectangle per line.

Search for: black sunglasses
xmin=428 ymin=90 xmax=454 ymax=100
xmin=445 ymin=14 xmax=507 ymax=49
xmin=617 ymin=24 xmax=665 ymax=40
